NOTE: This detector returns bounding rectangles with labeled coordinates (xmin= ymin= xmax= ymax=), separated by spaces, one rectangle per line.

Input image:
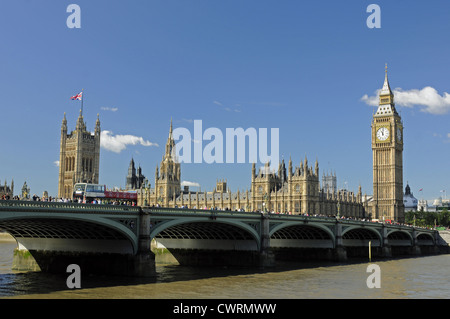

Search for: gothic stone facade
xmin=58 ymin=111 xmax=101 ymax=199
xmin=0 ymin=179 xmax=14 ymax=199
xmin=137 ymin=121 xmax=365 ymax=218
xmin=125 ymin=158 xmax=146 ymax=190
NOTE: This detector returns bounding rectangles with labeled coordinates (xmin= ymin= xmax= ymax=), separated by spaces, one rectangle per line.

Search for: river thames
xmin=0 ymin=234 xmax=449 ymax=299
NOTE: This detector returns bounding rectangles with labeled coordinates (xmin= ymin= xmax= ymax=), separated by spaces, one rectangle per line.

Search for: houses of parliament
xmin=57 ymin=67 xmax=405 ymax=222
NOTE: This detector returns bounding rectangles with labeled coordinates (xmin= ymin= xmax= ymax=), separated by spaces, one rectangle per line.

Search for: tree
xmin=438 ymin=208 xmax=450 ymax=227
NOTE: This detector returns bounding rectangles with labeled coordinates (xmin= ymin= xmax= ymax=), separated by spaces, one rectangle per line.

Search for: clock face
xmin=397 ymin=128 xmax=402 ymax=141
xmin=376 ymin=127 xmax=389 ymax=141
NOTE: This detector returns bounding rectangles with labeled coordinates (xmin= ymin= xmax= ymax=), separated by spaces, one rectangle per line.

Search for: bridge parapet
xmin=143 ymin=206 xmax=261 ymax=217
xmin=0 ymin=200 xmax=140 ymax=215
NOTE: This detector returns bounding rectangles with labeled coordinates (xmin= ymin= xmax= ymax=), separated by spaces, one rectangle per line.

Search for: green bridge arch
xmin=269 ymin=222 xmax=336 ymax=248
xmin=0 ymin=205 xmax=140 ymax=254
xmin=149 ymin=216 xmax=262 ymax=251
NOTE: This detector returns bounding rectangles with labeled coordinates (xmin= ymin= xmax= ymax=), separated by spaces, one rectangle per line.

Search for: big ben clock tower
xmin=371 ymin=65 xmax=405 ymax=222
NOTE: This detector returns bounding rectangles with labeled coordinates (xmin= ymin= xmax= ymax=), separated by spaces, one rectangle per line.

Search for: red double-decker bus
xmin=73 ymin=183 xmax=137 ymax=204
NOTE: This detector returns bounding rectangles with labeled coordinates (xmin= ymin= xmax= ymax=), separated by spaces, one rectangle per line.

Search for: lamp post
xmin=336 ymin=200 xmax=341 ymax=219
xmin=143 ymin=178 xmax=149 ymax=206
xmin=263 ymin=193 xmax=269 ymax=213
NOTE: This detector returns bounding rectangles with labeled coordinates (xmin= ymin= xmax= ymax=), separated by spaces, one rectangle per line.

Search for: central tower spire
xmin=375 ymin=63 xmax=397 ymax=116
xmin=165 ymin=118 xmax=176 ymax=160
xmin=380 ymin=64 xmax=393 ymax=98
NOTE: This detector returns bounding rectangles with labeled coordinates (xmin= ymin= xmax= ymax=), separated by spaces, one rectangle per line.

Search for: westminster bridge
xmin=0 ymin=200 xmax=445 ymax=276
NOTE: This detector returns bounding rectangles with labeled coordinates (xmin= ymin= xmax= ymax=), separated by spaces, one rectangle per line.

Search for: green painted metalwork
xmin=0 ymin=201 xmax=438 ymax=255
xmin=0 ymin=200 xmax=140 ymax=253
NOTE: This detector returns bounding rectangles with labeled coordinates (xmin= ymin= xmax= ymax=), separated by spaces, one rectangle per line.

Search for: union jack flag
xmin=71 ymin=92 xmax=82 ymax=100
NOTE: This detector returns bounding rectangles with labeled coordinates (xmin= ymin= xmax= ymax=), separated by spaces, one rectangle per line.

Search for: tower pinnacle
xmin=380 ymin=63 xmax=393 ymax=97
xmin=376 ymin=64 xmax=397 ymax=115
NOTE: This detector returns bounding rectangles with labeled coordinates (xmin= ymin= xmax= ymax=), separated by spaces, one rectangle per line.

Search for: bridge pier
xmin=334 ymin=222 xmax=348 ymax=262
xmin=381 ymin=246 xmax=392 ymax=258
xmin=260 ymin=212 xmax=275 ymax=267
xmin=406 ymin=228 xmax=422 ymax=256
xmin=130 ymin=211 xmax=156 ymax=277
xmin=333 ymin=246 xmax=348 ymax=262
xmin=409 ymin=245 xmax=422 ymax=255
xmin=381 ymin=225 xmax=392 ymax=258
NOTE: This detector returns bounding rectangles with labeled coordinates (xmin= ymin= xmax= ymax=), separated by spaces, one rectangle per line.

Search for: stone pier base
xmin=333 ymin=246 xmax=348 ymax=262
xmin=410 ymin=246 xmax=422 ymax=256
xmin=12 ymin=249 xmax=41 ymax=272
xmin=381 ymin=246 xmax=392 ymax=258
xmin=12 ymin=248 xmax=156 ymax=277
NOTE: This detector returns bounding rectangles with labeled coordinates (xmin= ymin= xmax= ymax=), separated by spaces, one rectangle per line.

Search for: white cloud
xmin=181 ymin=181 xmax=200 ymax=188
xmin=214 ymin=100 xmax=242 ymax=113
xmin=53 ymin=160 xmax=60 ymax=167
xmin=101 ymin=107 xmax=119 ymax=112
xmin=101 ymin=130 xmax=159 ymax=153
xmin=361 ymin=87 xmax=450 ymax=115
xmin=360 ymin=92 xmax=379 ymax=107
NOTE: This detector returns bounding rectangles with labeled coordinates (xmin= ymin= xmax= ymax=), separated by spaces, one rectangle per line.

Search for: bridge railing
xmin=139 ymin=206 xmax=436 ymax=233
xmin=143 ymin=206 xmax=261 ymax=217
xmin=0 ymin=200 xmax=140 ymax=215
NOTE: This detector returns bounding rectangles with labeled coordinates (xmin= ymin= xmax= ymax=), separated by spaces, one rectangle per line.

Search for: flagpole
xmin=81 ymin=88 xmax=84 ymax=116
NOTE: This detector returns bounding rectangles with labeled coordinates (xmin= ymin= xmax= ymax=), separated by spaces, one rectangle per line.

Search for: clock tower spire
xmin=371 ymin=65 xmax=405 ymax=222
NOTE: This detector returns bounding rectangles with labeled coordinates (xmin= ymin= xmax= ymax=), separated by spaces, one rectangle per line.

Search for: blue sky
xmin=0 ymin=0 xmax=449 ymax=203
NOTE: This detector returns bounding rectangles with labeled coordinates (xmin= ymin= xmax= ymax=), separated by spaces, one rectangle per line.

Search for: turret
xmin=315 ymin=158 xmax=319 ymax=176
xmin=288 ymin=156 xmax=292 ymax=180
xmin=75 ymin=109 xmax=84 ymax=131
xmin=61 ymin=112 xmax=67 ymax=134
xmin=165 ymin=118 xmax=176 ymax=160
xmin=95 ymin=113 xmax=101 ymax=136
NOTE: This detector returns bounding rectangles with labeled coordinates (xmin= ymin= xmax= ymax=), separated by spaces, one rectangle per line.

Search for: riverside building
xmin=137 ymin=120 xmax=365 ymax=218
